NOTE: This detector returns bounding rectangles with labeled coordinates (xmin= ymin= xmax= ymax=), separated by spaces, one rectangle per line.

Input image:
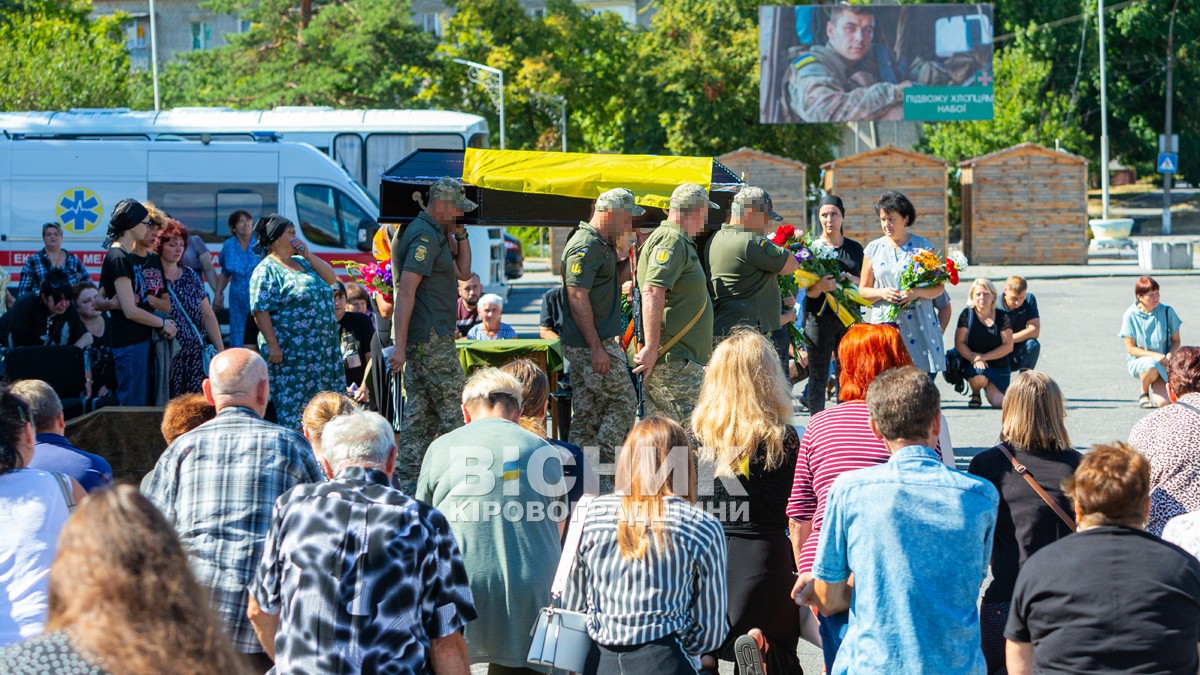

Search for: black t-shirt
xmin=0 ymin=293 xmax=86 ymax=348
xmin=1002 ymin=292 xmax=1040 ymax=335
xmin=1007 ymin=526 xmax=1200 ymax=673
xmin=99 ymin=245 xmax=152 ymax=348
xmin=957 ymin=308 xmax=1012 ymax=368
xmin=540 ymin=285 xmax=565 ymax=336
xmin=804 ymin=236 xmax=865 ymax=313
xmin=968 ymin=444 xmax=1082 ymax=603
xmin=338 ymin=310 xmax=375 ymax=387
xmin=707 ymin=425 xmax=800 ymax=534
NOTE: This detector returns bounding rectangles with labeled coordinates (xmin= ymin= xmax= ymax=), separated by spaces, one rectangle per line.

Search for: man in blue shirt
xmin=13 ymin=379 xmax=112 ymax=492
xmin=795 ymin=365 xmax=998 ymax=674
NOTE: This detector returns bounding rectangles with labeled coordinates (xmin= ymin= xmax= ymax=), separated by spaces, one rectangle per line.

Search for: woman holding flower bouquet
xmin=859 ymin=191 xmax=947 ymax=375
xmin=955 ymin=278 xmax=1013 ymax=408
xmin=804 ymin=195 xmax=864 ymax=413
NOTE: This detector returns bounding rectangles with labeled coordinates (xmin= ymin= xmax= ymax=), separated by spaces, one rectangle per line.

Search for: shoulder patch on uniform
xmin=414 ymin=245 xmax=428 ymax=262
xmin=419 ymin=235 xmax=431 ymax=243
xmin=569 ymin=260 xmax=583 ymax=276
xmin=758 ymin=237 xmax=785 ymax=256
xmin=651 ymin=245 xmax=673 ymax=268
xmin=791 ymin=54 xmax=816 ymax=71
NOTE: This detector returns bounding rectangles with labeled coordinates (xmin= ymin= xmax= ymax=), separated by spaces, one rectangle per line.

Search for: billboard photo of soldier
xmin=760 ymin=4 xmax=994 ymax=124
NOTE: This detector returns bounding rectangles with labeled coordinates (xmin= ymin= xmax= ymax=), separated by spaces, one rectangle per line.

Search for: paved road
xmin=486 ymin=268 xmax=1200 ymax=673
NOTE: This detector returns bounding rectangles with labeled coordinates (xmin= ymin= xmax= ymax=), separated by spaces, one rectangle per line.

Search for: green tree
xmin=0 ymin=0 xmax=131 ymax=110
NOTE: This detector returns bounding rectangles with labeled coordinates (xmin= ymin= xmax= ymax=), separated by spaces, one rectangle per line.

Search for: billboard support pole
xmin=453 ymin=58 xmax=505 ymax=150
xmin=1162 ymin=0 xmax=1179 ymax=235
xmin=149 ymin=0 xmax=160 ymax=112
xmin=1097 ymin=0 xmax=1110 ymax=220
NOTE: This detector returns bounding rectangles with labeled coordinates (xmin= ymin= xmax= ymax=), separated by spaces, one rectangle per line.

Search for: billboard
xmin=760 ymin=4 xmax=994 ymax=124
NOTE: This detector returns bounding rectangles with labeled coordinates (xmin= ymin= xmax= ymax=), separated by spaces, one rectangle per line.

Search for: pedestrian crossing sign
xmin=1158 ymin=153 xmax=1178 ymax=174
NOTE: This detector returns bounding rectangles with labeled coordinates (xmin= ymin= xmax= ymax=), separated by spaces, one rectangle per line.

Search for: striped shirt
xmin=563 ymin=495 xmax=728 ymax=655
xmin=788 ymin=401 xmax=932 ymax=576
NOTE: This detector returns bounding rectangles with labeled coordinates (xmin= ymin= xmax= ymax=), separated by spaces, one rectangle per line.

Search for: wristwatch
xmin=453 ymin=231 xmax=469 ymax=241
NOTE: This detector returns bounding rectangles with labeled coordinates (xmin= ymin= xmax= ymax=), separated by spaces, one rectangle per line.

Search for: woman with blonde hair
xmin=955 ymin=277 xmax=1014 ymax=408
xmin=968 ymin=370 xmax=1081 ymax=674
xmin=563 ymin=416 xmax=727 ymax=674
xmin=692 ymin=328 xmax=802 ymax=674
xmin=0 ymin=485 xmax=251 ymax=674
xmin=301 ymin=391 xmax=357 ymax=457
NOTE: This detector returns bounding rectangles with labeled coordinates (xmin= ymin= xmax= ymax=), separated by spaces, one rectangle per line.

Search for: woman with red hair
xmin=156 ymin=218 xmax=224 ymax=396
xmin=786 ymin=322 xmax=954 ymax=670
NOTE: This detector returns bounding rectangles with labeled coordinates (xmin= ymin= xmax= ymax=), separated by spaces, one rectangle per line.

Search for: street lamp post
xmin=531 ymin=92 xmax=567 ymax=152
xmin=149 ymin=0 xmax=161 ymax=111
xmin=1097 ymin=0 xmax=1110 ymax=221
xmin=452 ymin=58 xmax=505 ymax=150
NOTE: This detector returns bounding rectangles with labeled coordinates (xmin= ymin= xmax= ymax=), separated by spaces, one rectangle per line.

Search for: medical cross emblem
xmin=56 ymin=188 xmax=102 ymax=234
xmin=976 ymin=71 xmax=994 ymax=86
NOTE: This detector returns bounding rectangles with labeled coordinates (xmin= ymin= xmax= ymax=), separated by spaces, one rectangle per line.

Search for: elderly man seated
xmin=248 ymin=409 xmax=475 ymax=673
xmin=418 ymin=368 xmax=567 ymax=672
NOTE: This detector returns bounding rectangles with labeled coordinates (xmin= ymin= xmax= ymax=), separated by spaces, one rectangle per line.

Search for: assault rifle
xmin=627 ymin=244 xmax=645 ymax=420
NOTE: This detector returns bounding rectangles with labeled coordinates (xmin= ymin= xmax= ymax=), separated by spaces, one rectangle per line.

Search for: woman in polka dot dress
xmin=858 ymin=191 xmax=947 ymax=375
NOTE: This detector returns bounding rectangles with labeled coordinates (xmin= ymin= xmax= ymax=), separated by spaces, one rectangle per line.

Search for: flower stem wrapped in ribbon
xmin=773 ymin=224 xmax=872 ymax=354
xmin=884 ymin=249 xmax=969 ymax=321
xmin=332 ymin=260 xmax=394 ymax=299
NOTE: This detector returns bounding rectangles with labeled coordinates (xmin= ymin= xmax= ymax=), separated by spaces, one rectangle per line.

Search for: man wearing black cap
xmin=387 ymin=177 xmax=476 ymax=487
xmin=804 ymin=195 xmax=864 ymax=414
xmin=99 ymin=198 xmax=178 ymax=406
xmin=707 ymin=186 xmax=800 ymax=341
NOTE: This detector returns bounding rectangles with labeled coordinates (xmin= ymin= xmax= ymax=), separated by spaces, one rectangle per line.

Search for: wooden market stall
xmin=821 ymin=146 xmax=949 ymax=253
xmin=716 ymin=147 xmax=808 ymax=230
xmin=960 ymin=143 xmax=1089 ymax=264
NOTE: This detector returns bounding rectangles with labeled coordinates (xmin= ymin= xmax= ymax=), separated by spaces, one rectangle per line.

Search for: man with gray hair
xmin=142 ymin=348 xmax=324 ymax=672
xmin=13 ymin=379 xmax=112 ymax=492
xmin=418 ymin=367 xmax=566 ymax=671
xmin=248 ymin=410 xmax=475 ymax=673
xmin=707 ymin=186 xmax=800 ymax=341
xmin=388 ymin=177 xmax=476 ymax=486
xmin=631 ymin=183 xmax=717 ymax=425
xmin=561 ymin=187 xmax=640 ymax=464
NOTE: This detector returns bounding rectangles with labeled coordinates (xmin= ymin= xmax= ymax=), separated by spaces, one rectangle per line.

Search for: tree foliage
xmin=0 ymin=0 xmax=131 ymax=111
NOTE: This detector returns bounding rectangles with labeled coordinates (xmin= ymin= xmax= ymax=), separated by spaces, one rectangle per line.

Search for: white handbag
xmin=527 ymin=495 xmax=595 ymax=672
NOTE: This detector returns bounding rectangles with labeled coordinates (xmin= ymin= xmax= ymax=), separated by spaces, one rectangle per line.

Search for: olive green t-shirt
xmin=561 ymin=222 xmax=622 ymax=348
xmin=707 ymin=224 xmax=791 ymax=337
xmin=390 ymin=211 xmax=457 ymax=342
xmin=638 ymin=221 xmax=714 ymax=364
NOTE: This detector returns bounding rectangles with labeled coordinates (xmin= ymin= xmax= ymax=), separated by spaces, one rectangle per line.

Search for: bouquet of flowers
xmin=332 ymin=260 xmax=393 ymax=298
xmin=772 ymin=224 xmax=871 ymax=352
xmin=884 ymin=249 xmax=969 ymax=321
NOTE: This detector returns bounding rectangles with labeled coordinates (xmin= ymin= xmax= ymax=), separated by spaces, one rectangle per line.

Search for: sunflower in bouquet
xmin=772 ymin=224 xmax=871 ymax=352
xmin=884 ymin=249 xmax=968 ymax=321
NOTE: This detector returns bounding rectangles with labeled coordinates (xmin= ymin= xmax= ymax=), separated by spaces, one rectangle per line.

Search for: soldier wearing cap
xmin=631 ymin=183 xmax=716 ymax=425
xmin=707 ymin=186 xmax=800 ymax=342
xmin=561 ymin=188 xmax=640 ymax=468
xmin=387 ymin=177 xmax=476 ymax=484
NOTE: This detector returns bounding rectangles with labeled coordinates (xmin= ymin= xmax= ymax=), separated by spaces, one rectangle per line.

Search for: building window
xmin=239 ymin=20 xmax=252 ymax=33
xmin=125 ymin=20 xmax=147 ymax=49
xmin=191 ymin=21 xmax=212 ymax=50
xmin=528 ymin=8 xmax=545 ymax=19
xmin=415 ymin=12 xmax=442 ymax=35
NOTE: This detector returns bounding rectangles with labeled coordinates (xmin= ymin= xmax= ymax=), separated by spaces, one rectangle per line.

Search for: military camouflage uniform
xmin=391 ymin=179 xmax=476 ymax=482
xmin=638 ymin=185 xmax=716 ymax=427
xmin=788 ymin=45 xmax=904 ymax=122
xmin=561 ymin=195 xmax=640 ymax=466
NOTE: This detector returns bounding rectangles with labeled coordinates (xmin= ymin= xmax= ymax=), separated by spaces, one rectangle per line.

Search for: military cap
xmin=733 ymin=186 xmax=783 ymax=221
xmin=669 ymin=183 xmax=719 ymax=210
xmin=428 ymin=177 xmax=478 ymax=212
xmin=594 ymin=188 xmax=647 ymax=216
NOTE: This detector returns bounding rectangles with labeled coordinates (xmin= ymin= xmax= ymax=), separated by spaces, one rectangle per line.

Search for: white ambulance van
xmin=0 ymin=136 xmax=506 ymax=293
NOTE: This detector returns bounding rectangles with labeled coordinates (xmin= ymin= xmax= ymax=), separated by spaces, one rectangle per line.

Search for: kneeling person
xmin=249 ymin=410 xmax=476 ymax=673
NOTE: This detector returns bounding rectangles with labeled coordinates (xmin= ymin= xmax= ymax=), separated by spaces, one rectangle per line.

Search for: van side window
xmin=295 ymin=184 xmax=341 ymax=247
xmin=295 ymin=184 xmax=373 ymax=249
xmin=150 ymin=183 xmax=277 ymax=243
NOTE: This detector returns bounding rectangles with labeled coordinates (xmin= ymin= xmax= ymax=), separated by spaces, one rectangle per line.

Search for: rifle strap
xmin=659 ymin=304 xmax=706 ymax=356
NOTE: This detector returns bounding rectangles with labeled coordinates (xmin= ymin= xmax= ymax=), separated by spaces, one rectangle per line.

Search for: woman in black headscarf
xmin=98 ymin=199 xmax=177 ymax=406
xmin=803 ymin=195 xmax=865 ymax=414
xmin=248 ymin=215 xmax=343 ymax=429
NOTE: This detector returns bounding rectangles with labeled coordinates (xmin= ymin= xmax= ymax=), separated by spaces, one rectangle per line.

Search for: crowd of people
xmin=0 ymin=177 xmax=1198 ymax=675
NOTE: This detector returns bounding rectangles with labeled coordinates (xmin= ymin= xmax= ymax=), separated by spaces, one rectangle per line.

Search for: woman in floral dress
xmin=158 ymin=219 xmax=224 ymax=396
xmin=859 ymin=191 xmax=947 ymax=375
xmin=250 ymin=215 xmax=342 ymax=429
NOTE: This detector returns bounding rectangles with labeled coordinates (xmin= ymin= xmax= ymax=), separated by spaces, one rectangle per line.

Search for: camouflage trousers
xmin=563 ymin=341 xmax=637 ymax=467
xmin=399 ymin=331 xmax=465 ymax=482
xmin=643 ymin=356 xmax=705 ymax=428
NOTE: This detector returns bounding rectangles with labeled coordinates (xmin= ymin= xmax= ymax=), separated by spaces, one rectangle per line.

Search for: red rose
xmin=947 ymin=260 xmax=960 ymax=285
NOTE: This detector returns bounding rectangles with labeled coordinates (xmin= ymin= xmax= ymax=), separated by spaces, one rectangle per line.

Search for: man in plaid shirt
xmin=142 ymin=348 xmax=323 ymax=672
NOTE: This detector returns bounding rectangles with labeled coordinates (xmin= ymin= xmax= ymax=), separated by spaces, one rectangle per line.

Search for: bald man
xmin=142 ymin=348 xmax=324 ymax=670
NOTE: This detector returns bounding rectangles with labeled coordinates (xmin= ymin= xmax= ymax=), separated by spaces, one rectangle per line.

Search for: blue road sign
xmin=1158 ymin=152 xmax=1178 ymax=174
